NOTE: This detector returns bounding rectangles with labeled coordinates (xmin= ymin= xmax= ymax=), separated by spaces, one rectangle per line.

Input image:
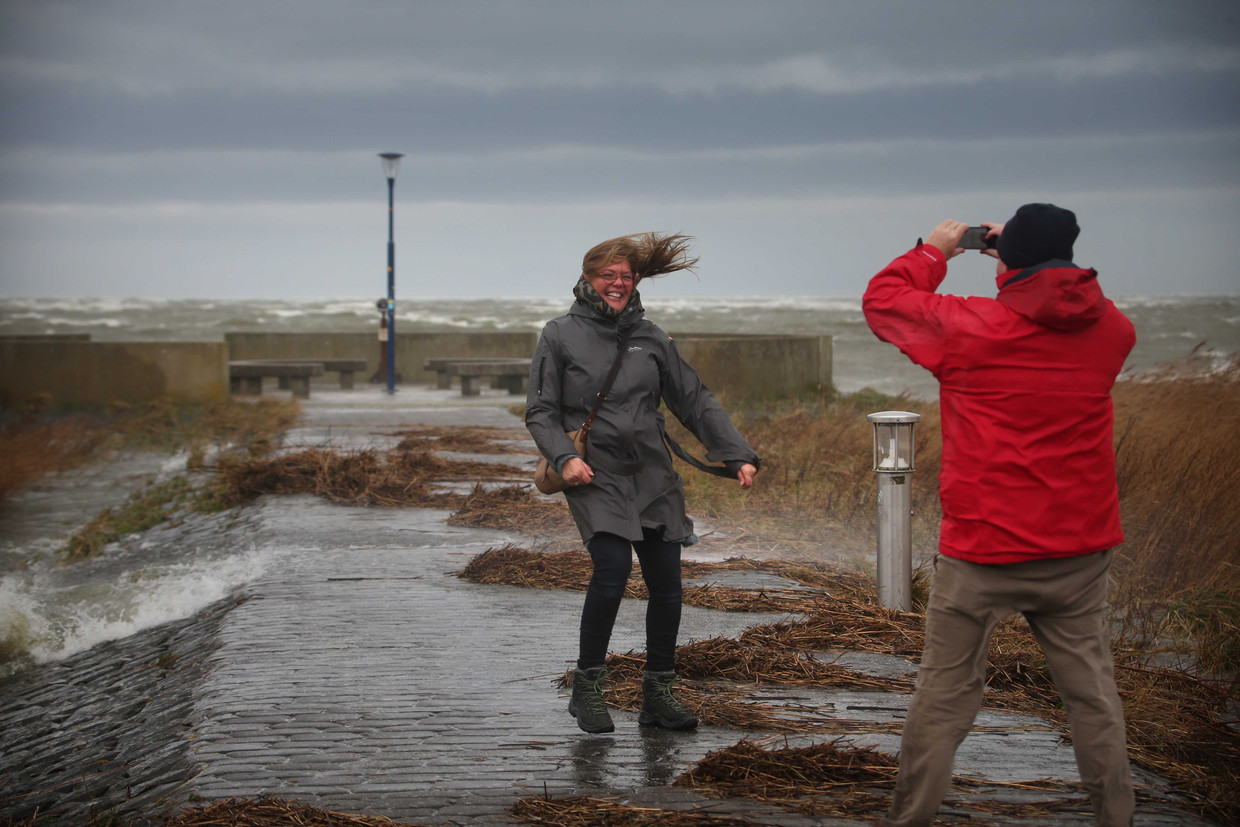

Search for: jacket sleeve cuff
xmin=725 ymin=458 xmax=760 ymax=476
xmin=552 ymin=453 xmax=578 ymax=473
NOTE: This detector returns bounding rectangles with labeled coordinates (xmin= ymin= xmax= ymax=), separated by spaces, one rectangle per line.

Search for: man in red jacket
xmin=863 ymin=204 xmax=1136 ymax=827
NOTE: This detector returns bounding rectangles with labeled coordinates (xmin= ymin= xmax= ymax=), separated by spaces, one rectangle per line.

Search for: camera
xmin=959 ymin=226 xmax=996 ymax=250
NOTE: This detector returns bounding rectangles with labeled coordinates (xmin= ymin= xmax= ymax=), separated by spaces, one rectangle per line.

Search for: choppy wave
xmin=0 ymin=539 xmax=278 ymax=680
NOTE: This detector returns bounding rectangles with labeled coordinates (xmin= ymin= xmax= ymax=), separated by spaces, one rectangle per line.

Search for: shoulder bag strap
xmin=577 ymin=327 xmax=634 ymax=439
xmin=662 ymin=431 xmax=736 ymax=479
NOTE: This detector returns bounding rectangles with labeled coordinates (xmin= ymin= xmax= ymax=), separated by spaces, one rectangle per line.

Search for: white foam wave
xmin=40 ymin=316 xmax=125 ymax=328
xmin=0 ymin=546 xmax=278 ymax=677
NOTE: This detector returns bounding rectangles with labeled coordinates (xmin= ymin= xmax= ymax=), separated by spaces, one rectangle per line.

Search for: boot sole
xmin=569 ymin=700 xmax=614 ymax=734
xmin=638 ymin=711 xmax=698 ymax=731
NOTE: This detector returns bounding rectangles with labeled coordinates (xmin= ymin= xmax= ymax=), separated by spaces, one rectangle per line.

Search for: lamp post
xmin=378 ymin=152 xmax=404 ymax=394
xmin=867 ymin=411 xmax=921 ymax=611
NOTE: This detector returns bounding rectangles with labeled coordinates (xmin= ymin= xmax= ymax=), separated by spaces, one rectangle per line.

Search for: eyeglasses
xmin=595 ymin=272 xmax=634 ymax=284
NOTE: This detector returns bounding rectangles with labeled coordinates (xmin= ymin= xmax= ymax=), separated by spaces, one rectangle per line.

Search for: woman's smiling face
xmin=586 ymin=257 xmax=635 ymax=312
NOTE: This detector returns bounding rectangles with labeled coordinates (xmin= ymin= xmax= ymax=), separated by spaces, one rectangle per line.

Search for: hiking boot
xmin=638 ymin=670 xmax=698 ymax=730
xmin=568 ymin=666 xmax=614 ymax=733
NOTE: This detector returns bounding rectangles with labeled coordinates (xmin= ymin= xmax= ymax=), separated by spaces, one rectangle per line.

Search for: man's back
xmin=864 ymin=249 xmax=1136 ymax=563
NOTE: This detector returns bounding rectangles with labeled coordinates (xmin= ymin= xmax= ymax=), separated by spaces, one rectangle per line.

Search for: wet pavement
xmin=0 ymin=384 xmax=1220 ymax=825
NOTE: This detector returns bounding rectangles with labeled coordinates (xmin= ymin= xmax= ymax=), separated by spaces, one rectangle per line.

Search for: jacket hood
xmin=996 ymin=260 xmax=1107 ymax=332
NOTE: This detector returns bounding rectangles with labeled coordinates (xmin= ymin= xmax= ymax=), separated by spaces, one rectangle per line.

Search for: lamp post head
xmin=378 ymin=152 xmax=404 ymax=180
xmin=867 ymin=410 xmax=921 ymax=472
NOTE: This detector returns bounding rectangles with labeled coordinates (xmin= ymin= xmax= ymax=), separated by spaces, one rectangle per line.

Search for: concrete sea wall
xmin=224 ymin=331 xmax=538 ymax=386
xmin=673 ymin=333 xmax=833 ymax=402
xmin=0 ymin=341 xmax=229 ymax=406
xmin=0 ymin=331 xmax=833 ymax=407
xmin=228 ymin=331 xmax=833 ymax=401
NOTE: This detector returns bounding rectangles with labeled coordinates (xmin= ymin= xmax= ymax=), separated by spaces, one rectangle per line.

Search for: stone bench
xmin=255 ymin=359 xmax=369 ymax=390
xmin=423 ymin=357 xmax=532 ymax=397
xmin=229 ymin=360 xmax=324 ymax=398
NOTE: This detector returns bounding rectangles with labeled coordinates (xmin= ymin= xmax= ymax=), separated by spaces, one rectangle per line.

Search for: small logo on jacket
xmin=628 ymin=345 xmax=643 ymax=352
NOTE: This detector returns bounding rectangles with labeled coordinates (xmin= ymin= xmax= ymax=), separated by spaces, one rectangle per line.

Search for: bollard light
xmin=867 ymin=411 xmax=921 ymax=611
xmin=378 ymin=152 xmax=404 ymax=395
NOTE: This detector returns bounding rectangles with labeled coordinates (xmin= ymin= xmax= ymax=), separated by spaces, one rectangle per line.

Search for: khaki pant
xmin=882 ymin=550 xmax=1134 ymax=827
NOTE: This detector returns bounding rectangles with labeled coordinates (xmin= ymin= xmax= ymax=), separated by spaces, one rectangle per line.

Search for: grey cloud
xmin=3 ymin=131 xmax=1237 ymax=207
xmin=4 ymin=68 xmax=1239 ymax=155
xmin=2 ymin=0 xmax=1238 ymax=298
xmin=5 ymin=1 xmax=1239 ymax=98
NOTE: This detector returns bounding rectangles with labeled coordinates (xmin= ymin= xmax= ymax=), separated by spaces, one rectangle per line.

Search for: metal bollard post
xmin=867 ymin=411 xmax=921 ymax=611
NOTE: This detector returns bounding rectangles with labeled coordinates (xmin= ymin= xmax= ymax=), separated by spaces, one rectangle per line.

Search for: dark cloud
xmin=0 ymin=0 xmax=1237 ymax=297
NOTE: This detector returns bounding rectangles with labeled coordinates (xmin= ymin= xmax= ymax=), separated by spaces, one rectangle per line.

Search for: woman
xmin=525 ymin=232 xmax=760 ymax=734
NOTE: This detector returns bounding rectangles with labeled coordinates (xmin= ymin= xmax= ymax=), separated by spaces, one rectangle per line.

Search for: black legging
xmin=578 ymin=528 xmax=683 ymax=673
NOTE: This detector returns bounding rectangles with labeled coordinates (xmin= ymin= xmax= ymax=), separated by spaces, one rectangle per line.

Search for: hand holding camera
xmin=925 ymin=221 xmax=1002 ymax=260
xmin=959 ymin=226 xmax=997 ymax=250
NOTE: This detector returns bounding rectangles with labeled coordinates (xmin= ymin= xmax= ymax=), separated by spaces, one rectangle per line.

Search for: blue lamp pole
xmin=378 ymin=152 xmax=404 ymax=394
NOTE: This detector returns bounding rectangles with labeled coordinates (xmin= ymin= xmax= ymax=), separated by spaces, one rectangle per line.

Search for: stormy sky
xmin=1 ymin=0 xmax=1238 ymax=300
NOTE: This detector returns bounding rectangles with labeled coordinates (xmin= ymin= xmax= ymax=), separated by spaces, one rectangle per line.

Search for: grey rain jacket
xmin=525 ymin=299 xmax=760 ymax=545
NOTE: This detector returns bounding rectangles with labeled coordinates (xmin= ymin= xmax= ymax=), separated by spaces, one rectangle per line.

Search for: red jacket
xmin=862 ymin=245 xmax=1136 ymax=564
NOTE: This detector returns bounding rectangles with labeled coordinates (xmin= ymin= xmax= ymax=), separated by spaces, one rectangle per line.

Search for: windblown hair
xmin=581 ymin=232 xmax=699 ymax=284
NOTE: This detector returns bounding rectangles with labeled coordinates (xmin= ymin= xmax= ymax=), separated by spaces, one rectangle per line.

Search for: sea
xmin=3 ymin=293 xmax=1238 ymax=399
xmin=0 ymin=293 xmax=1237 ymax=678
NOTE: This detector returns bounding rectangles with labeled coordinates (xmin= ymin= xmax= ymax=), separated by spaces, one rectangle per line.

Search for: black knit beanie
xmin=996 ymin=203 xmax=1079 ymax=269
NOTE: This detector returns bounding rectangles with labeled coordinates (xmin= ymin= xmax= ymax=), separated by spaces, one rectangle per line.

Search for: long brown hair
xmin=581 ymin=232 xmax=699 ymax=284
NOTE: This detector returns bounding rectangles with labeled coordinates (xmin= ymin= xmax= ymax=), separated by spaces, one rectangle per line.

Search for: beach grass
xmin=62 ymin=475 xmax=199 ymax=561
xmin=0 ymin=397 xmax=300 ymax=504
xmin=679 ymin=354 xmax=1240 ymax=677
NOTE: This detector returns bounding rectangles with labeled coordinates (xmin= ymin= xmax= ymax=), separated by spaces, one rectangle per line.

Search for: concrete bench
xmin=229 ymin=360 xmax=324 ymax=398
xmin=257 ymin=359 xmax=369 ymax=390
xmin=423 ymin=357 xmax=532 ymax=397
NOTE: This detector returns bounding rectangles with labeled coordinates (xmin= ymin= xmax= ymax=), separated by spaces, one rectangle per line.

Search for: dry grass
xmin=211 ymin=448 xmax=524 ymax=510
xmin=156 ymin=797 xmax=430 ymax=826
xmin=62 ymin=475 xmax=199 ymax=561
xmin=0 ymin=398 xmax=299 ymax=503
xmin=676 ymin=738 xmax=897 ymax=801
xmin=55 ymin=422 xmax=533 ymax=561
xmin=582 ymin=649 xmax=908 ymax=734
xmin=446 ymin=486 xmax=578 ymax=535
xmin=672 ymin=389 xmax=942 ymax=554
xmin=162 ymin=793 xmax=424 ymax=827
xmin=458 ymin=545 xmax=878 ymax=614
xmin=458 ymin=543 xmax=594 ymax=587
xmin=1108 ymin=355 xmax=1240 ymax=674
xmin=0 ymin=796 xmax=431 ymax=827
xmin=0 ymin=415 xmax=115 ymax=501
xmin=671 ymin=738 xmax=1097 ymax=822
xmin=393 ymin=425 xmax=531 ymax=454
xmin=164 ymin=797 xmax=425 ymax=826
xmin=511 ymin=795 xmax=763 ymax=826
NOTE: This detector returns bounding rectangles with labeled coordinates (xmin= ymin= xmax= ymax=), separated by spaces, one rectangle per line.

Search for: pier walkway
xmin=0 ymin=386 xmax=1214 ymax=826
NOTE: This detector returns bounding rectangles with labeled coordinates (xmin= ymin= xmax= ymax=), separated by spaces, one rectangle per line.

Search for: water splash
xmin=0 ymin=541 xmax=278 ymax=679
